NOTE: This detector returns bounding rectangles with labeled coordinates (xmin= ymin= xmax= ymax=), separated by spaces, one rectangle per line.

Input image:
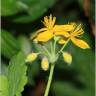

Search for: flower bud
xmin=33 ymin=39 xmax=38 ymax=43
xmin=54 ymin=36 xmax=60 ymax=41
xmin=41 ymin=57 xmax=49 ymax=71
xmin=26 ymin=53 xmax=38 ymax=62
xmin=62 ymin=52 xmax=72 ymax=65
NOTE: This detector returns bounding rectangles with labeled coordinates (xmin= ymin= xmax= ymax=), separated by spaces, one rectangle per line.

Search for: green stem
xmin=50 ymin=41 xmax=53 ymax=53
xmin=54 ymin=40 xmax=57 ymax=54
xmin=57 ymin=38 xmax=70 ymax=55
xmin=42 ymin=46 xmax=51 ymax=56
xmin=44 ymin=64 xmax=55 ymax=96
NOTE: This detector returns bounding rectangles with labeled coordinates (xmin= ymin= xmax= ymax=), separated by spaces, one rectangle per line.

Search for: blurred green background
xmin=1 ymin=0 xmax=95 ymax=96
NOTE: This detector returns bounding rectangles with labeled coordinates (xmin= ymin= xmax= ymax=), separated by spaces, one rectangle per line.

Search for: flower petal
xmin=30 ymin=28 xmax=47 ymax=40
xmin=36 ymin=31 xmax=53 ymax=42
xmin=36 ymin=28 xmax=47 ymax=33
xmin=53 ymin=24 xmax=74 ymax=32
xmin=55 ymin=31 xmax=70 ymax=37
xmin=71 ymin=37 xmax=90 ymax=49
xmin=58 ymin=39 xmax=66 ymax=44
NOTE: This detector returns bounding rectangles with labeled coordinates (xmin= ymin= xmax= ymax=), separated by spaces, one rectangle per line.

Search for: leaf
xmin=1 ymin=61 xmax=8 ymax=76
xmin=0 ymin=75 xmax=8 ymax=96
xmin=13 ymin=0 xmax=55 ymax=23
xmin=1 ymin=30 xmax=20 ymax=59
xmin=2 ymin=0 xmax=55 ymax=23
xmin=8 ymin=52 xmax=27 ymax=96
xmin=1 ymin=0 xmax=21 ymax=16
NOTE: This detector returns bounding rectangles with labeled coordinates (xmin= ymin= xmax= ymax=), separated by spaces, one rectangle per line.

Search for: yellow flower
xmin=62 ymin=52 xmax=72 ymax=65
xmin=31 ymin=15 xmax=75 ymax=42
xmin=59 ymin=24 xmax=90 ymax=49
xmin=41 ymin=57 xmax=49 ymax=71
xmin=26 ymin=53 xmax=38 ymax=62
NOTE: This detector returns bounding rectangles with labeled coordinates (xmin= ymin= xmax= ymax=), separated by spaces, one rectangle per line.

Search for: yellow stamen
xmin=69 ymin=24 xmax=90 ymax=49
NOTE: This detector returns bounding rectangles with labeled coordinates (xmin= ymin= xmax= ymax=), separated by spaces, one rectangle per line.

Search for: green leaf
xmin=0 ymin=75 xmax=8 ymax=96
xmin=13 ymin=0 xmax=55 ymax=23
xmin=2 ymin=0 xmax=55 ymax=23
xmin=1 ymin=0 xmax=21 ymax=16
xmin=1 ymin=61 xmax=8 ymax=76
xmin=8 ymin=52 xmax=27 ymax=96
xmin=1 ymin=30 xmax=20 ymax=59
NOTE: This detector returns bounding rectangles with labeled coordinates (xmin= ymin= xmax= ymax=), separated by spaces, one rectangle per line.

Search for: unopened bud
xmin=62 ymin=52 xmax=72 ymax=65
xmin=26 ymin=53 xmax=38 ymax=62
xmin=33 ymin=39 xmax=38 ymax=43
xmin=41 ymin=57 xmax=49 ymax=71
xmin=54 ymin=36 xmax=60 ymax=41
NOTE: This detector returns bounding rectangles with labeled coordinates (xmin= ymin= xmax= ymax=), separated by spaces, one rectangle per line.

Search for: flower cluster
xmin=26 ymin=15 xmax=90 ymax=71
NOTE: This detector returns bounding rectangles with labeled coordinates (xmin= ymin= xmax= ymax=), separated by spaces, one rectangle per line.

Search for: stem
xmin=57 ymin=38 xmax=70 ymax=55
xmin=42 ymin=46 xmax=51 ymax=56
xmin=54 ymin=40 xmax=57 ymax=54
xmin=44 ymin=64 xmax=55 ymax=96
xmin=50 ymin=41 xmax=53 ymax=53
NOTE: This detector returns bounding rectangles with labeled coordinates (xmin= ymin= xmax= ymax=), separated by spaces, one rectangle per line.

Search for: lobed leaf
xmin=0 ymin=75 xmax=9 ymax=96
xmin=8 ymin=52 xmax=27 ymax=96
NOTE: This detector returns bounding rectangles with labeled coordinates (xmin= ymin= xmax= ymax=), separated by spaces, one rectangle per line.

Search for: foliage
xmin=1 ymin=0 xmax=55 ymax=23
xmin=1 ymin=30 xmax=20 ymax=59
xmin=0 ymin=75 xmax=8 ymax=96
xmin=8 ymin=52 xmax=27 ymax=96
xmin=0 ymin=52 xmax=27 ymax=96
